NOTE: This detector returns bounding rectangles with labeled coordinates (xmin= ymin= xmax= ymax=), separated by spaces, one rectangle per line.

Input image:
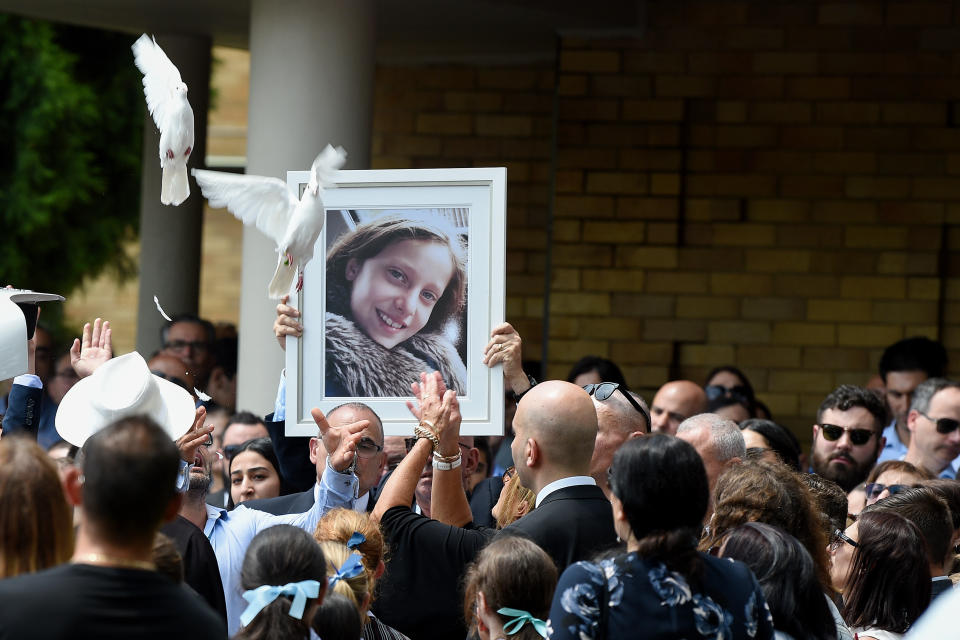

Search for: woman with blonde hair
xmin=0 ymin=437 xmax=73 ymax=578
xmin=315 ymin=509 xmax=409 ymax=640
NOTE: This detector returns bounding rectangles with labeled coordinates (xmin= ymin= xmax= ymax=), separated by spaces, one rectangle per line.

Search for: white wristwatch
xmin=432 ymin=455 xmax=462 ymax=471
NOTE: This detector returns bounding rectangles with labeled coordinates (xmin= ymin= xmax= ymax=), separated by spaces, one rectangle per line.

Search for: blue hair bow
xmin=498 ymin=607 xmax=547 ymax=638
xmin=328 ymin=552 xmax=365 ymax=588
xmin=347 ymin=531 xmax=366 ymax=549
xmin=239 ymin=579 xmax=320 ymax=627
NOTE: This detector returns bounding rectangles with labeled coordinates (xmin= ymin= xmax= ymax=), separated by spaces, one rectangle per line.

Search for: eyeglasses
xmin=356 ymin=437 xmax=384 ymax=459
xmin=164 ymin=339 xmax=210 ymax=353
xmin=705 ymin=384 xmax=751 ymax=405
xmin=917 ymin=412 xmax=960 ymax=435
xmin=150 ymin=370 xmax=191 ymax=392
xmin=818 ymin=423 xmax=876 ymax=446
xmin=864 ymin=482 xmax=911 ymax=501
xmin=830 ymin=528 xmax=860 ymax=552
xmin=583 ymin=382 xmax=650 ymax=429
xmin=502 ymin=466 xmax=516 ymax=484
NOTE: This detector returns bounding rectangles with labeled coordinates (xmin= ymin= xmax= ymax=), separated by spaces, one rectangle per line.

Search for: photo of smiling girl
xmin=324 ymin=209 xmax=468 ymax=398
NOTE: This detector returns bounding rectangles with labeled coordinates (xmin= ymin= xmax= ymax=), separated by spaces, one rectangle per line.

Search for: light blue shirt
xmin=876 ymin=419 xmax=907 ymax=464
xmin=205 ymin=463 xmax=357 ymax=634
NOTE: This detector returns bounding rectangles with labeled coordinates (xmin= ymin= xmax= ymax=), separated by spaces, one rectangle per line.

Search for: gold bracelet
xmin=433 ymin=449 xmax=460 ymax=463
xmin=413 ymin=424 xmax=440 ymax=451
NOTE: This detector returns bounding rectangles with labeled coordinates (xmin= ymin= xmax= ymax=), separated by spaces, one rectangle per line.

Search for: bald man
xmin=500 ymin=381 xmax=618 ymax=569
xmin=588 ymin=388 xmax=649 ymax=497
xmin=650 ymin=380 xmax=709 ymax=435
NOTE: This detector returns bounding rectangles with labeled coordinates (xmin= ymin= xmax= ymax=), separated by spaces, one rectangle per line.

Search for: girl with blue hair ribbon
xmin=234 ymin=525 xmax=327 ymax=640
xmin=462 ymin=536 xmax=557 ymax=640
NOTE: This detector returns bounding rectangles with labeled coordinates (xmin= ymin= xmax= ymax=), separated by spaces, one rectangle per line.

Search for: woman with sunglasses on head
xmin=548 ymin=435 xmax=774 ymax=640
xmin=863 ymin=460 xmax=933 ymax=507
xmin=829 ymin=511 xmax=930 ymax=639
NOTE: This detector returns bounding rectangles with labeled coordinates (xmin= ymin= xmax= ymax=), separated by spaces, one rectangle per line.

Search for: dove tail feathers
xmin=269 ymin=258 xmax=297 ymax=299
xmin=162 ymin=164 xmax=190 ymax=206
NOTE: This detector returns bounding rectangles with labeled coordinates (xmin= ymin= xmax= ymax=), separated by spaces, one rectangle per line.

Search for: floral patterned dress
xmin=547 ymin=552 xmax=774 ymax=640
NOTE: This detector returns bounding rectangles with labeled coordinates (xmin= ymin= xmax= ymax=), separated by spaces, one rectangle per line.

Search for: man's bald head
xmin=650 ymin=380 xmax=708 ymax=435
xmin=590 ymin=389 xmax=649 ymax=493
xmin=511 ymin=381 xmax=598 ymax=492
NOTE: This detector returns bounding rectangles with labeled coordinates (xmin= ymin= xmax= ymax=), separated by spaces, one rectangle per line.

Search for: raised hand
xmin=273 ymin=295 xmax=303 ymax=351
xmin=482 ymin=322 xmax=529 ymax=394
xmin=312 ymin=407 xmax=368 ymax=473
xmin=176 ymin=406 xmax=215 ymax=463
xmin=70 ymin=318 xmax=113 ymax=378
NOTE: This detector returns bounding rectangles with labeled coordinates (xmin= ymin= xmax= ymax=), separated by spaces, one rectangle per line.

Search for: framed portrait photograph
xmin=284 ymin=167 xmax=506 ymax=436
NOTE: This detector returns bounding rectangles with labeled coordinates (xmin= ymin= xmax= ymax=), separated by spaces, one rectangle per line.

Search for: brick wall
xmin=549 ymin=0 xmax=960 ymax=435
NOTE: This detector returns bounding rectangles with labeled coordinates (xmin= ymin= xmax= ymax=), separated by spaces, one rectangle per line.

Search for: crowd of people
xmin=1 ymin=296 xmax=959 ymax=639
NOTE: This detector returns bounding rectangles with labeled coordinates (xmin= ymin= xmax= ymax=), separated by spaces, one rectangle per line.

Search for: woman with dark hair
xmin=566 ymin=356 xmax=627 ymax=388
xmin=235 ymin=525 xmax=327 ymax=640
xmin=829 ymin=511 xmax=930 ymax=639
xmin=228 ymin=437 xmax=286 ymax=508
xmin=700 ymin=460 xmax=831 ymax=595
xmin=740 ymin=419 xmax=802 ymax=471
xmin=705 ymin=366 xmax=756 ymax=416
xmin=548 ymin=435 xmax=774 ymax=640
xmin=721 ymin=523 xmax=836 ymax=640
xmin=463 ymin=536 xmax=557 ymax=640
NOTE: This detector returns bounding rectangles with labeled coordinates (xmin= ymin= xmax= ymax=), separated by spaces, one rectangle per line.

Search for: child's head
xmin=314 ymin=508 xmax=387 ymax=583
xmin=327 ymin=214 xmax=467 ymax=350
xmin=238 ymin=525 xmax=327 ymax=640
xmin=320 ymin=541 xmax=372 ymax=625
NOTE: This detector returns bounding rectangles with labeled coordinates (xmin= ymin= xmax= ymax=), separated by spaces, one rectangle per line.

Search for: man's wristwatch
xmin=513 ymin=374 xmax=538 ymax=403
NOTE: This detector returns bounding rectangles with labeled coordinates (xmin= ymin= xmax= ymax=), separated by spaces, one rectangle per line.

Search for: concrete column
xmin=238 ymin=0 xmax=375 ymax=414
xmin=135 ymin=34 xmax=212 ymax=356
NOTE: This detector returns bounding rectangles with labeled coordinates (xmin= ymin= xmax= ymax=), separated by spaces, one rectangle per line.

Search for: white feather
xmin=153 ymin=295 xmax=173 ymax=322
xmin=194 ymin=388 xmax=212 ymax=402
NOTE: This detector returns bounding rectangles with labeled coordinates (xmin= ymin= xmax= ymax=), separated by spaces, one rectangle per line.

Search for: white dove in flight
xmin=192 ymin=145 xmax=347 ymax=299
xmin=132 ymin=34 xmax=194 ymax=206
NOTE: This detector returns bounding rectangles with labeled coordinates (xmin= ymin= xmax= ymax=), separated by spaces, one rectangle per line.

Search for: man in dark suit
xmin=245 ymin=402 xmax=386 ymax=515
xmin=499 ymin=380 xmax=618 ymax=570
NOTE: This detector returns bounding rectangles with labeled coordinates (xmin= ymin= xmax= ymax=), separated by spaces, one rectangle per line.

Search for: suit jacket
xmin=499 ymin=484 xmax=617 ymax=571
xmin=243 ymin=486 xmax=376 ymax=516
xmin=2 ymin=383 xmax=60 ymax=448
xmin=931 ymin=576 xmax=955 ymax=601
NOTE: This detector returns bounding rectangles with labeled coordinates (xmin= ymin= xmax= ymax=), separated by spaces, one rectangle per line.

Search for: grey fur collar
xmin=325 ymin=312 xmax=467 ymax=397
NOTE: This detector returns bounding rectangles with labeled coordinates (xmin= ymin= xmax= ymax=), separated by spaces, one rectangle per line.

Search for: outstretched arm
xmin=413 ymin=373 xmax=473 ymax=528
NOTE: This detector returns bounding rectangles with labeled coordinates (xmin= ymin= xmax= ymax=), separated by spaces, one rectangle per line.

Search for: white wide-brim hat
xmin=56 ymin=351 xmax=196 ymax=447
xmin=0 ymin=288 xmax=65 ymax=381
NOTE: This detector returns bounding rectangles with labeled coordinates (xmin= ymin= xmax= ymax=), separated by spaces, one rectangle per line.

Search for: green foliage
xmin=0 ymin=15 xmax=143 ymax=303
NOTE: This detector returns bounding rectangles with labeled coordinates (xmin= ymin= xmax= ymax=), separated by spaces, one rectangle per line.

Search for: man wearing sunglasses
xmin=811 ymin=385 xmax=888 ymax=492
xmin=904 ymin=378 xmax=960 ymax=479
xmin=583 ymin=382 xmax=649 ymax=498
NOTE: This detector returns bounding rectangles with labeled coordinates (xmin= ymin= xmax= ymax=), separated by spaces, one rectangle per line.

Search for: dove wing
xmin=192 ymin=170 xmax=299 ymax=245
xmin=310 ymin=144 xmax=348 ymax=189
xmin=132 ymin=34 xmax=184 ymax=131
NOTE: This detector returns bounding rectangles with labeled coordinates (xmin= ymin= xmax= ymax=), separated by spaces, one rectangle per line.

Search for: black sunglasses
xmin=918 ymin=412 xmax=960 ymax=435
xmin=705 ymin=384 xmax=751 ymax=405
xmin=818 ymin=423 xmax=876 ymax=446
xmin=831 ymin=528 xmax=860 ymax=551
xmin=583 ymin=383 xmax=650 ymax=429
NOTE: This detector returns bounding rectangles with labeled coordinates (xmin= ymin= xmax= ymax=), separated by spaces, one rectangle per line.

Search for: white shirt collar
xmin=535 ymin=475 xmax=596 ymax=508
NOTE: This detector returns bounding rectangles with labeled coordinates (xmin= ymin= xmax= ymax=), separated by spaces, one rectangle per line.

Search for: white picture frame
xmin=284 ymin=167 xmax=506 ymax=436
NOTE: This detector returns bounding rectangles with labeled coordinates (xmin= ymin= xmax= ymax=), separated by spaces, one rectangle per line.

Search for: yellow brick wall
xmin=549 ymin=0 xmax=960 ymax=436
